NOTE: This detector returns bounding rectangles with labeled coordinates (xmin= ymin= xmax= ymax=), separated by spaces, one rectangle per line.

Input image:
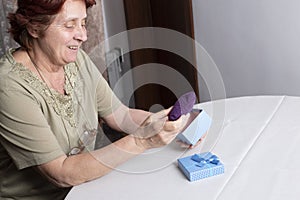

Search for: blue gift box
xmin=178 ymin=152 xmax=224 ymax=182
xmin=176 ymin=109 xmax=212 ymax=145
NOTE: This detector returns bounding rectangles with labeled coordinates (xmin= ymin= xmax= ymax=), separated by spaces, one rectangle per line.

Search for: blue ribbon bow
xmin=191 ymin=153 xmax=220 ymax=168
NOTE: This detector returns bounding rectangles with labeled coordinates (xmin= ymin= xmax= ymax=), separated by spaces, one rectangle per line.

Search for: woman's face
xmin=35 ymin=0 xmax=88 ymax=66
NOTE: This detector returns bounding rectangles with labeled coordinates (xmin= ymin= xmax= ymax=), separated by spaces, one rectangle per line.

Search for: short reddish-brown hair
xmin=8 ymin=0 xmax=96 ymax=50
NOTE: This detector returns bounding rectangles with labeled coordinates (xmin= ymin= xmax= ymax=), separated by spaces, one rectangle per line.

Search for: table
xmin=65 ymin=96 xmax=300 ymax=200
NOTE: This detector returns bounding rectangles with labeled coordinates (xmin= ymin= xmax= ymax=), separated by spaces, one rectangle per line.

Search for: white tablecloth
xmin=66 ymin=96 xmax=300 ymax=200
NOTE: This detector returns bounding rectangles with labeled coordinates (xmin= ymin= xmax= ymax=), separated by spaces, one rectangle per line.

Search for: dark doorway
xmin=123 ymin=0 xmax=199 ymax=111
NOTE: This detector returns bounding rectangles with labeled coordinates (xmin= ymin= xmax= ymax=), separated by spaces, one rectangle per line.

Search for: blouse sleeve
xmin=0 ymin=81 xmax=65 ymax=170
xmin=95 ymin=74 xmax=123 ymax=117
xmin=76 ymin=49 xmax=122 ymax=118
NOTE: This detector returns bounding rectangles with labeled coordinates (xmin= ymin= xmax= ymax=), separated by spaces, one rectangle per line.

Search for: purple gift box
xmin=178 ymin=152 xmax=224 ymax=182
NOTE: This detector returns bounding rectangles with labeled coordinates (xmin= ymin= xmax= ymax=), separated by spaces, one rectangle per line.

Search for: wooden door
xmin=123 ymin=0 xmax=199 ymax=111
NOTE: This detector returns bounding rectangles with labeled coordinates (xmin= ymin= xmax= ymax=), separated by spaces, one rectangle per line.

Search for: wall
xmin=193 ymin=0 xmax=300 ymax=102
xmin=102 ymin=0 xmax=135 ymax=107
xmin=102 ymin=0 xmax=128 ymax=38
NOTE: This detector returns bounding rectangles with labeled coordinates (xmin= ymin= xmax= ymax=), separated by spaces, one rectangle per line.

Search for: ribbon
xmin=191 ymin=153 xmax=220 ymax=168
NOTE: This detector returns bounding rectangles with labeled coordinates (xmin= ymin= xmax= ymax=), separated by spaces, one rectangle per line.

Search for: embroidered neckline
xmin=9 ymin=50 xmax=78 ymax=127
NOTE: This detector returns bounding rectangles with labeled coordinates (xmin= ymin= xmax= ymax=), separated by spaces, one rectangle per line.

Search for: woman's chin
xmin=65 ymin=53 xmax=79 ymax=63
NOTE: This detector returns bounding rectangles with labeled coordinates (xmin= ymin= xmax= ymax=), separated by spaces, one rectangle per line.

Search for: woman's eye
xmin=65 ymin=25 xmax=75 ymax=29
xmin=81 ymin=20 xmax=86 ymax=27
xmin=65 ymin=22 xmax=76 ymax=29
xmin=64 ymin=20 xmax=86 ymax=29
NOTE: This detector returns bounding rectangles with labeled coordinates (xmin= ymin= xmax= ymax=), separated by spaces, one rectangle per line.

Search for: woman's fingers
xmin=176 ymin=131 xmax=207 ymax=149
xmin=134 ymin=108 xmax=193 ymax=148
xmin=148 ymin=108 xmax=170 ymax=122
xmin=147 ymin=129 xmax=178 ymax=148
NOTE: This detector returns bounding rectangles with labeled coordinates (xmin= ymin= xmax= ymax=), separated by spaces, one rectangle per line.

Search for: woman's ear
xmin=26 ymin=24 xmax=39 ymax=38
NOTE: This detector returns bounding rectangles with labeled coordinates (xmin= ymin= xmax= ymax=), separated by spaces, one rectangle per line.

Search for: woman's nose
xmin=74 ymin=25 xmax=87 ymax=42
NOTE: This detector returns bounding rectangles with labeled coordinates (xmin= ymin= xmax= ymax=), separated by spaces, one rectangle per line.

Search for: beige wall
xmin=193 ymin=0 xmax=300 ymax=101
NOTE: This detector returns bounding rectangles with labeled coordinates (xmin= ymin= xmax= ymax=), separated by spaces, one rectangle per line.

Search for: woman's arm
xmin=101 ymin=104 xmax=152 ymax=134
xmin=35 ymin=107 xmax=184 ymax=187
xmin=35 ymin=134 xmax=146 ymax=187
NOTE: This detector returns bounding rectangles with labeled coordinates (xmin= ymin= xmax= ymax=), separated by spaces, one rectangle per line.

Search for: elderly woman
xmin=0 ymin=0 xmax=191 ymax=199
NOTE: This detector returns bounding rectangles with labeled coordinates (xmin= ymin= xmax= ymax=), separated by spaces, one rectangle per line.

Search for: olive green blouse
xmin=0 ymin=48 xmax=121 ymax=199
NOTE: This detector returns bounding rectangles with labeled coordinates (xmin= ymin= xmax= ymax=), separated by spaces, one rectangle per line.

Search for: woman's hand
xmin=176 ymin=132 xmax=207 ymax=149
xmin=134 ymin=108 xmax=190 ymax=149
xmin=175 ymin=111 xmax=207 ymax=149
